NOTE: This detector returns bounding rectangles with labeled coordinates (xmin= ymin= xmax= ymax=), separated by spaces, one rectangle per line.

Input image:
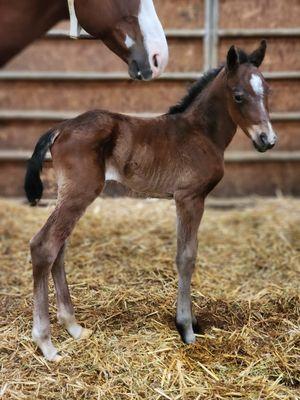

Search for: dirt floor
xmin=0 ymin=197 xmax=299 ymax=399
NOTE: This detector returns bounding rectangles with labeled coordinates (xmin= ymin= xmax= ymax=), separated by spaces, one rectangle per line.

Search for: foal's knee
xmin=176 ymin=246 xmax=197 ymax=269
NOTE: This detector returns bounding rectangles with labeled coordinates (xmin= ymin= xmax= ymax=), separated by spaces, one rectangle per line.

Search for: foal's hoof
xmin=175 ymin=320 xmax=196 ymax=344
xmin=51 ymin=353 xmax=63 ymax=363
xmin=78 ymin=328 xmax=93 ymax=340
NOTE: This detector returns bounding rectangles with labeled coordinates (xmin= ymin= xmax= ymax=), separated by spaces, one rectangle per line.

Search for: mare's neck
xmin=0 ymin=0 xmax=68 ymax=67
xmin=186 ymin=69 xmax=237 ymax=153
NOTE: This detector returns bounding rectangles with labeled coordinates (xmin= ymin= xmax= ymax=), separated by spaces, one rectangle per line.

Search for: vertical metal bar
xmin=204 ymin=0 xmax=219 ymax=70
xmin=211 ymin=0 xmax=219 ymax=68
xmin=203 ymin=0 xmax=211 ymax=71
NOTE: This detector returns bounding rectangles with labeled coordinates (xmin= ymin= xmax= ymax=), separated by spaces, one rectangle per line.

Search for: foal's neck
xmin=185 ymin=69 xmax=237 ymax=153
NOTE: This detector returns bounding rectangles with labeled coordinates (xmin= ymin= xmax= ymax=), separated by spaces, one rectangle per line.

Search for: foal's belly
xmin=104 ymin=159 xmax=175 ymax=199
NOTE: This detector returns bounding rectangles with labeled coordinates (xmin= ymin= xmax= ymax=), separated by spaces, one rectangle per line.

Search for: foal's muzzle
xmin=252 ymin=132 xmax=277 ymax=153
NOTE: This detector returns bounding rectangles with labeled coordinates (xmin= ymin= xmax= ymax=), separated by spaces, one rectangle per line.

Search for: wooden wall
xmin=0 ymin=0 xmax=299 ymax=198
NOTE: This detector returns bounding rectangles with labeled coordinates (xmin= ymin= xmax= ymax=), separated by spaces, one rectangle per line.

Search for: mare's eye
xmin=234 ymin=94 xmax=243 ymax=103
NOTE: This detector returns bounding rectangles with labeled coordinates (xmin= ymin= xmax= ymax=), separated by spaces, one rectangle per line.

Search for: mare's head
xmin=225 ymin=40 xmax=277 ymax=152
xmin=75 ymin=0 xmax=168 ymax=80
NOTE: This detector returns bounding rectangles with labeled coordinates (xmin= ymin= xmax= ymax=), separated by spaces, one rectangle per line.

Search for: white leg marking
xmin=57 ymin=308 xmax=92 ymax=340
xmin=32 ymin=322 xmax=61 ymax=362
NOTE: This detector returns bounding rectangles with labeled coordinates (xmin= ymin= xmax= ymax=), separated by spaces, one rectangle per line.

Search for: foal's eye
xmin=234 ymin=94 xmax=243 ymax=103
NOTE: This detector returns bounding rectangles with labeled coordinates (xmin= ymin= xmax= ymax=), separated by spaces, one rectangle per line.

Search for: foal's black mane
xmin=168 ymin=48 xmax=250 ymax=115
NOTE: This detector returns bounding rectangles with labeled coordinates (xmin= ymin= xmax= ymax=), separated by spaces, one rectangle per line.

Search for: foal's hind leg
xmin=31 ymin=226 xmax=63 ymax=362
xmin=31 ymin=158 xmax=104 ymax=360
xmin=52 ymin=245 xmax=92 ymax=340
xmin=175 ymin=194 xmax=204 ymax=344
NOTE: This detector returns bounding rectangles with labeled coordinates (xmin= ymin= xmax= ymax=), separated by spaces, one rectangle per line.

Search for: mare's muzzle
xmin=129 ymin=59 xmax=153 ymax=81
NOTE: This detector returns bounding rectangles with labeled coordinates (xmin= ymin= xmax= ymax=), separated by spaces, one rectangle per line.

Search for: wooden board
xmin=219 ymin=37 xmax=300 ymax=72
xmin=1 ymin=159 xmax=299 ymax=198
xmin=219 ymin=0 xmax=300 ymax=29
xmin=0 ymin=79 xmax=298 ymax=113
xmin=3 ymin=38 xmax=203 ymax=73
xmin=0 ymin=119 xmax=299 ymax=152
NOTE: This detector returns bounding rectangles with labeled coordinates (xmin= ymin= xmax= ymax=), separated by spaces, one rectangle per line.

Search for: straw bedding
xmin=0 ymin=197 xmax=299 ymax=399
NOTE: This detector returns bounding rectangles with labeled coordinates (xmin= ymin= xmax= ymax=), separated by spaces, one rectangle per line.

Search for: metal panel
xmin=204 ymin=0 xmax=219 ymax=69
xmin=1 ymin=71 xmax=299 ymax=81
xmin=47 ymin=28 xmax=300 ymax=40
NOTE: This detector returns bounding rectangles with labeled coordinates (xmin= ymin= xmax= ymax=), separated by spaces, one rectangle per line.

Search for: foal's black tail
xmin=24 ymin=129 xmax=56 ymax=205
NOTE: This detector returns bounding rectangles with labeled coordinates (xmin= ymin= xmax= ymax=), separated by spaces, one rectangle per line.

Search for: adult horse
xmin=0 ymin=0 xmax=168 ymax=80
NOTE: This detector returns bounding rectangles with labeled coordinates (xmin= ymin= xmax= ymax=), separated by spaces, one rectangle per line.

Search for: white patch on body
xmin=125 ymin=34 xmax=135 ymax=49
xmin=250 ymin=74 xmax=264 ymax=96
xmin=138 ymin=0 xmax=169 ymax=77
xmin=105 ymin=164 xmax=122 ymax=183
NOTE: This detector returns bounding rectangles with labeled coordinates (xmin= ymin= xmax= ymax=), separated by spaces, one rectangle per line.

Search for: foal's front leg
xmin=175 ymin=195 xmax=204 ymax=344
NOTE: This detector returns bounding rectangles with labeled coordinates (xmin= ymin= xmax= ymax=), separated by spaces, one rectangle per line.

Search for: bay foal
xmin=25 ymin=41 xmax=277 ymax=361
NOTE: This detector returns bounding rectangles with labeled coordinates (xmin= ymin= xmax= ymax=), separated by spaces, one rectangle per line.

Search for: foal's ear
xmin=226 ymin=45 xmax=239 ymax=72
xmin=249 ymin=40 xmax=267 ymax=68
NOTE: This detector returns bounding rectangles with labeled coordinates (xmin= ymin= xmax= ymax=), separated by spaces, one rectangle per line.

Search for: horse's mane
xmin=168 ymin=49 xmax=250 ymax=115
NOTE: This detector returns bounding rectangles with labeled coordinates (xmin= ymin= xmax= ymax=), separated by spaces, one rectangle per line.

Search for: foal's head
xmin=225 ymin=40 xmax=277 ymax=152
xmin=75 ymin=0 xmax=168 ymax=80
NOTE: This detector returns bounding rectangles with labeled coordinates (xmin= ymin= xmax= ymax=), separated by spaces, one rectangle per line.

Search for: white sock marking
xmin=58 ymin=308 xmax=83 ymax=339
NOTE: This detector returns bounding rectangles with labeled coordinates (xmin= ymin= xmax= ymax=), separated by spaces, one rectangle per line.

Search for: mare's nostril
xmin=153 ymin=54 xmax=159 ymax=68
xmin=260 ymin=132 xmax=268 ymax=146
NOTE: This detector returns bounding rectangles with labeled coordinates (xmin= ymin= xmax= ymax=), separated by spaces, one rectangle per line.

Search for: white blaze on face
xmin=247 ymin=73 xmax=277 ymax=146
xmin=250 ymin=74 xmax=264 ymax=96
xmin=138 ymin=0 xmax=169 ymax=78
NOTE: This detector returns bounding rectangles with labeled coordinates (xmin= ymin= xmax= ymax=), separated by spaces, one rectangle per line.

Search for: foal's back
xmin=51 ymin=109 xmax=222 ymax=198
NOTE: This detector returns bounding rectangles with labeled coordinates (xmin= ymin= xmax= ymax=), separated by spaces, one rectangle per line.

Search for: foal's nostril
xmin=260 ymin=132 xmax=268 ymax=146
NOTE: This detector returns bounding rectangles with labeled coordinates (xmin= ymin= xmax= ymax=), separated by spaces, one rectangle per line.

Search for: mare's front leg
xmin=175 ymin=194 xmax=204 ymax=344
